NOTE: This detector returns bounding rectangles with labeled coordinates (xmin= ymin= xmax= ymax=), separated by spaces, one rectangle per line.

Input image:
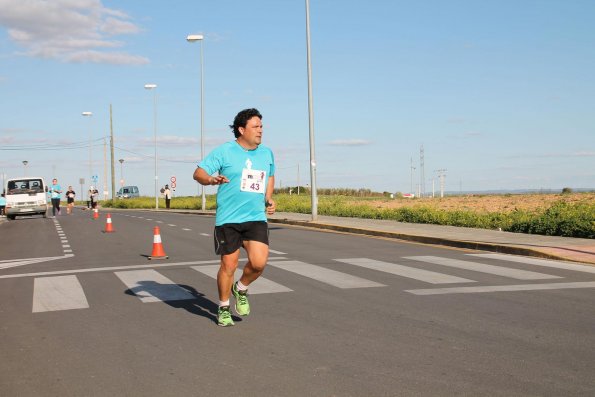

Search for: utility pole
xmin=109 ymin=104 xmax=115 ymax=200
xmin=419 ymin=144 xmax=425 ymax=198
xmin=103 ymin=137 xmax=108 ymax=200
xmin=410 ymin=158 xmax=416 ymax=195
xmin=297 ymin=163 xmax=300 ymax=195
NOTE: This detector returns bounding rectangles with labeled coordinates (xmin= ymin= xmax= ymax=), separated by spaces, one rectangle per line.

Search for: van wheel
xmin=7 ymin=215 xmax=16 ymax=220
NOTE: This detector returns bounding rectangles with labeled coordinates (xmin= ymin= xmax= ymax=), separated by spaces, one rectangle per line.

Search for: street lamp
xmin=22 ymin=160 xmax=28 ymax=176
xmin=186 ymin=34 xmax=206 ymax=211
xmin=305 ymin=0 xmax=318 ymax=220
xmin=144 ymin=83 xmax=158 ymax=210
xmin=82 ymin=111 xmax=93 ymax=202
xmin=119 ymin=159 xmax=125 ymax=187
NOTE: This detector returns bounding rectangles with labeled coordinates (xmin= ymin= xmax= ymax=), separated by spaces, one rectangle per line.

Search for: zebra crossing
xmin=13 ymin=253 xmax=595 ymax=313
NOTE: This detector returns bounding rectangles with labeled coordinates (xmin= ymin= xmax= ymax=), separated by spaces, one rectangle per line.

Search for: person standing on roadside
xmin=49 ymin=178 xmax=62 ymax=217
xmin=0 ymin=193 xmax=6 ymax=216
xmin=164 ymin=185 xmax=172 ymax=209
xmin=193 ymin=108 xmax=276 ymax=327
xmin=65 ymin=186 xmax=76 ymax=214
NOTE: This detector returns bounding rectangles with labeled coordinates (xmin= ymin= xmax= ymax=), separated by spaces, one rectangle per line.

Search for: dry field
xmin=362 ymin=192 xmax=595 ymax=214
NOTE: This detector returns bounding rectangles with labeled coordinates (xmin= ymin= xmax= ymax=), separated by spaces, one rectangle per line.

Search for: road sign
xmin=170 ymin=176 xmax=176 ymax=183
xmin=171 ymin=182 xmax=177 ymax=188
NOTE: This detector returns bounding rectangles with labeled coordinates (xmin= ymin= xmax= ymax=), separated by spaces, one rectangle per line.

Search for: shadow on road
xmin=124 ymin=281 xmax=241 ymax=325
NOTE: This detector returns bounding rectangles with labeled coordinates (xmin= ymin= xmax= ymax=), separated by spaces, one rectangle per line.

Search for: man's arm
xmin=193 ymin=167 xmax=229 ymax=186
xmin=265 ymin=175 xmax=276 ymax=214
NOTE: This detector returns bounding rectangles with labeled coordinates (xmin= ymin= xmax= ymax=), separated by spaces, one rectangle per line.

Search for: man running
xmin=49 ymin=178 xmax=62 ymax=217
xmin=65 ymin=186 xmax=76 ymax=214
xmin=193 ymin=108 xmax=276 ymax=327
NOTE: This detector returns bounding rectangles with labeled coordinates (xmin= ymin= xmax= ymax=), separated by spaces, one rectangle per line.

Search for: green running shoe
xmin=231 ymin=282 xmax=250 ymax=316
xmin=217 ymin=306 xmax=234 ymax=327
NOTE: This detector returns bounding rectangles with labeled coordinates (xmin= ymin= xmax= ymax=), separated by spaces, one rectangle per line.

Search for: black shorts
xmin=67 ymin=198 xmax=74 ymax=204
xmin=214 ymin=221 xmax=269 ymax=256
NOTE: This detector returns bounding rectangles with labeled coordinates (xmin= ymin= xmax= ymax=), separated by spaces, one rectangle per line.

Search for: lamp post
xmin=305 ymin=0 xmax=318 ymax=220
xmin=144 ymin=84 xmax=158 ymax=210
xmin=119 ymin=159 xmax=125 ymax=188
xmin=82 ymin=111 xmax=93 ymax=201
xmin=22 ymin=160 xmax=28 ymax=176
xmin=186 ymin=34 xmax=206 ymax=211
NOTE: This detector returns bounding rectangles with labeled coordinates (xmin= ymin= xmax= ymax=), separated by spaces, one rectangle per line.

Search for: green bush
xmin=101 ymin=193 xmax=595 ymax=238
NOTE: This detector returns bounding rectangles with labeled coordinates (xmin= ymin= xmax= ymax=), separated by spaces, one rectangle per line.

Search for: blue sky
xmin=1 ymin=0 xmax=594 ymax=198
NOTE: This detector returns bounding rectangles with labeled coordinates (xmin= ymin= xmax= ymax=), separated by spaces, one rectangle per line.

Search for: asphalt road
xmin=1 ymin=209 xmax=594 ymax=396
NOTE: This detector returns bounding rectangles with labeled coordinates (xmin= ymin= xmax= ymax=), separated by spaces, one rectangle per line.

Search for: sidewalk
xmin=3 ymin=209 xmax=593 ymax=265
xmin=267 ymin=212 xmax=595 ymax=265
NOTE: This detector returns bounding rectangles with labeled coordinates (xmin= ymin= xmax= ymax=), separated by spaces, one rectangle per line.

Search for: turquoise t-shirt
xmin=50 ymin=184 xmax=62 ymax=199
xmin=199 ymin=141 xmax=275 ymax=226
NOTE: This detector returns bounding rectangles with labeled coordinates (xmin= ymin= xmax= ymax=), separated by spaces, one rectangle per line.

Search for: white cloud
xmin=328 ymin=139 xmax=372 ymax=147
xmin=0 ymin=0 xmax=148 ymax=65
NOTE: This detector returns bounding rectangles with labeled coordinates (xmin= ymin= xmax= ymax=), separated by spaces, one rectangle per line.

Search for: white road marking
xmin=468 ymin=254 xmax=595 ymax=274
xmin=269 ymin=249 xmax=287 ymax=255
xmin=115 ymin=269 xmax=195 ymax=303
xmin=200 ymin=233 xmax=209 ymax=236
xmin=182 ymin=228 xmax=192 ymax=231
xmin=406 ymin=281 xmax=595 ymax=296
xmin=192 ymin=265 xmax=293 ymax=294
xmin=269 ymin=261 xmax=385 ymax=289
xmin=0 ymin=257 xmax=287 ymax=279
xmin=335 ymin=258 xmax=475 ymax=284
xmin=404 ymin=256 xmax=561 ymax=280
xmin=168 ymin=224 xmax=176 ymax=227
xmin=32 ymin=275 xmax=89 ymax=312
xmin=0 ymin=254 xmax=73 ymax=270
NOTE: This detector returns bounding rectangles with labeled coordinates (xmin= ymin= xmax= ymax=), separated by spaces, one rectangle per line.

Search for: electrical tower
xmin=419 ymin=144 xmax=425 ymax=198
xmin=435 ymin=169 xmax=447 ymax=198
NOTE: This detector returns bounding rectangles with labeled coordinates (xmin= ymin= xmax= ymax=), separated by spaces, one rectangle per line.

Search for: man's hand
xmin=209 ymin=175 xmax=229 ymax=185
xmin=265 ymin=198 xmax=276 ymax=215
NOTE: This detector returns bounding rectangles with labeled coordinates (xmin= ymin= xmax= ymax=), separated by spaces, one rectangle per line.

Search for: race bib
xmin=240 ymin=168 xmax=266 ymax=193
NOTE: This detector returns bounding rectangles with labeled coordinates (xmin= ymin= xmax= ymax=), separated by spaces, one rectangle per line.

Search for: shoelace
xmin=219 ymin=307 xmax=231 ymax=319
xmin=237 ymin=294 xmax=248 ymax=305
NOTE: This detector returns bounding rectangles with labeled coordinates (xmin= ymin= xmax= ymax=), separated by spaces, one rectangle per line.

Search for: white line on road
xmin=32 ymin=275 xmax=89 ymax=312
xmin=269 ymin=249 xmax=287 ymax=255
xmin=168 ymin=224 xmax=176 ymax=227
xmin=115 ymin=269 xmax=195 ymax=303
xmin=182 ymin=228 xmax=192 ymax=231
xmin=404 ymin=256 xmax=561 ymax=280
xmin=335 ymin=258 xmax=475 ymax=284
xmin=200 ymin=233 xmax=209 ymax=236
xmin=0 ymin=254 xmax=74 ymax=270
xmin=192 ymin=265 xmax=293 ymax=294
xmin=0 ymin=257 xmax=288 ymax=279
xmin=269 ymin=261 xmax=386 ymax=289
xmin=406 ymin=281 xmax=595 ymax=296
xmin=468 ymin=254 xmax=595 ymax=274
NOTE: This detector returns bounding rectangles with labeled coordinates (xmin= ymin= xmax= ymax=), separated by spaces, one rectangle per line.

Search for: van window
xmin=7 ymin=178 xmax=44 ymax=194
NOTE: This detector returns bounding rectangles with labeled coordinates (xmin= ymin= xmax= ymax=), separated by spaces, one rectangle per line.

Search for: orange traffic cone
xmin=104 ymin=213 xmax=114 ymax=233
xmin=92 ymin=208 xmax=99 ymax=220
xmin=148 ymin=226 xmax=168 ymax=260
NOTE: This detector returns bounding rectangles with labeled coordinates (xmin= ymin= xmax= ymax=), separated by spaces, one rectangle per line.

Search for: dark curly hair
xmin=229 ymin=108 xmax=262 ymax=138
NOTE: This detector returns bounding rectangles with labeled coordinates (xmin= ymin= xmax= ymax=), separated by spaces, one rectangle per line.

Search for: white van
xmin=4 ymin=177 xmax=48 ymax=220
xmin=116 ymin=186 xmax=140 ymax=199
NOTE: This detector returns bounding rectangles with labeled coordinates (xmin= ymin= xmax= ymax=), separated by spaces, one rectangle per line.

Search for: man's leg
xmin=217 ymin=249 xmax=240 ymax=303
xmin=239 ymin=240 xmax=270 ymax=286
xmin=216 ymin=249 xmax=240 ymax=326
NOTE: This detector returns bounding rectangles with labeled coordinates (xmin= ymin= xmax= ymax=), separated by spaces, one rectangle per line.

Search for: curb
xmin=266 ymin=218 xmax=576 ymax=263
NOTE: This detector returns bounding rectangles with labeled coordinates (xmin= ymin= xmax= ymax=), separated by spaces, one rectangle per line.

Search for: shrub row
xmin=103 ymin=195 xmax=594 ymax=238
